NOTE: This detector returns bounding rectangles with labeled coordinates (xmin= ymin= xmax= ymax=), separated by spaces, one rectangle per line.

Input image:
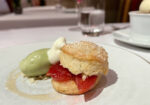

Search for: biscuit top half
xmin=61 ymin=41 xmax=108 ymax=63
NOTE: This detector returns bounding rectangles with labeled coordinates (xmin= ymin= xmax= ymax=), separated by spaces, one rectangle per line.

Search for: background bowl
xmin=129 ymin=11 xmax=150 ymax=42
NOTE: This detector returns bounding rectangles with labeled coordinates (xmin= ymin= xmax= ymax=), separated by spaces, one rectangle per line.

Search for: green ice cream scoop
xmin=19 ymin=48 xmax=51 ymax=77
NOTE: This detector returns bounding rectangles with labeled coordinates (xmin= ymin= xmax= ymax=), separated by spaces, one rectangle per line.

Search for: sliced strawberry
xmin=46 ymin=62 xmax=74 ymax=82
xmin=47 ymin=62 xmax=97 ymax=94
xmin=75 ymin=74 xmax=97 ymax=94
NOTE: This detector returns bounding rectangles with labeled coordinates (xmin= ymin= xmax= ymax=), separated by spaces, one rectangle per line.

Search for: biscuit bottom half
xmin=51 ymin=74 xmax=102 ymax=95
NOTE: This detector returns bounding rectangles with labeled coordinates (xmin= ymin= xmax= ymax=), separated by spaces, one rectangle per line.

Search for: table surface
xmin=0 ymin=25 xmax=149 ymax=63
xmin=0 ymin=6 xmax=78 ymax=30
xmin=0 ymin=6 xmax=77 ymax=21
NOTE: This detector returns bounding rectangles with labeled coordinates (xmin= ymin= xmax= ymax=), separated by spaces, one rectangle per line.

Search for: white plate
xmin=0 ymin=42 xmax=150 ymax=105
xmin=113 ymin=28 xmax=150 ymax=48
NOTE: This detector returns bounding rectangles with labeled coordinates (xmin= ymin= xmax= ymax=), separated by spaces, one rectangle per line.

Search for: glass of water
xmin=78 ymin=0 xmax=105 ymax=36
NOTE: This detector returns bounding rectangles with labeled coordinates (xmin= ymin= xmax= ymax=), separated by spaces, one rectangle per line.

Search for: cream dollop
xmin=47 ymin=37 xmax=66 ymax=64
xmin=139 ymin=0 xmax=150 ymax=13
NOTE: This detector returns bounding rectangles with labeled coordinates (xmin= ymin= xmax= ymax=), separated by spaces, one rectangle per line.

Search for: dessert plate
xmin=113 ymin=28 xmax=150 ymax=48
xmin=0 ymin=41 xmax=150 ymax=105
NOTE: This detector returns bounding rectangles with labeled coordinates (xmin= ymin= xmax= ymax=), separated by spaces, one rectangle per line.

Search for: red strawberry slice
xmin=46 ymin=62 xmax=74 ymax=82
xmin=47 ymin=63 xmax=97 ymax=93
xmin=75 ymin=74 xmax=97 ymax=94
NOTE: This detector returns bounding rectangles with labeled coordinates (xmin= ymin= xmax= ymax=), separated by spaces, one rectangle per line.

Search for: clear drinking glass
xmin=78 ymin=0 xmax=105 ymax=36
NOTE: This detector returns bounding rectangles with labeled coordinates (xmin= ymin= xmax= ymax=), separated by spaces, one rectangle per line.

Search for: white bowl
xmin=129 ymin=11 xmax=150 ymax=42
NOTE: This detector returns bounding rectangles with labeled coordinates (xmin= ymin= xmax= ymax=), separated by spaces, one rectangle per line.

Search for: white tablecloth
xmin=0 ymin=6 xmax=78 ymax=30
xmin=0 ymin=25 xmax=149 ymax=63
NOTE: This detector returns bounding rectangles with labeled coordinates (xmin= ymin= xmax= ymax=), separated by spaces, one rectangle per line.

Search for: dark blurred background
xmin=2 ymin=0 xmax=142 ymax=23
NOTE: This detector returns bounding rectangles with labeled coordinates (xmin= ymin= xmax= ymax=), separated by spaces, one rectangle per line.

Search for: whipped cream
xmin=47 ymin=37 xmax=66 ymax=64
xmin=139 ymin=0 xmax=150 ymax=13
